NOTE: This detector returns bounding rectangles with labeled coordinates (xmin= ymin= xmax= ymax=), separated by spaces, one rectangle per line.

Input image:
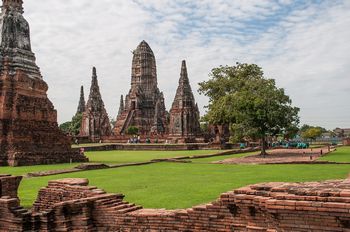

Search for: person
xmin=137 ymin=135 xmax=141 ymax=143
xmin=75 ymin=138 xmax=79 ymax=145
xmin=79 ymin=147 xmax=85 ymax=156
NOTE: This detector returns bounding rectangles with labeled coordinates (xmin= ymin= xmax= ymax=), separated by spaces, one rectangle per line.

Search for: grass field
xmin=2 ymin=147 xmax=349 ymax=210
xmin=18 ymin=162 xmax=350 ymax=209
xmin=0 ymin=150 xmax=222 ymax=175
xmin=86 ymin=150 xmax=222 ymax=164
xmin=319 ymin=146 xmax=350 ymax=163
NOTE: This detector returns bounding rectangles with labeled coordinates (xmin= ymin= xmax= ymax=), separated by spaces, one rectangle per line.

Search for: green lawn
xmin=0 ymin=150 xmax=222 ymax=175
xmin=0 ymin=163 xmax=78 ymax=176
xmin=72 ymin=143 xmax=117 ymax=148
xmin=319 ymin=146 xmax=350 ymax=163
xmin=86 ymin=150 xmax=222 ymax=164
xmin=18 ymin=162 xmax=350 ymax=209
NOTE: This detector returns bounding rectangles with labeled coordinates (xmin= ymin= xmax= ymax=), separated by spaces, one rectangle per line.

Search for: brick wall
xmin=0 ymin=175 xmax=349 ymax=231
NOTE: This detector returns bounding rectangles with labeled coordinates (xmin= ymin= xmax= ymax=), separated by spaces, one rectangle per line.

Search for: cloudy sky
xmin=23 ymin=0 xmax=350 ymax=129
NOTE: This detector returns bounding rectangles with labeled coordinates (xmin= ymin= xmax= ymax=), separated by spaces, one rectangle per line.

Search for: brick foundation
xmin=0 ymin=175 xmax=349 ymax=231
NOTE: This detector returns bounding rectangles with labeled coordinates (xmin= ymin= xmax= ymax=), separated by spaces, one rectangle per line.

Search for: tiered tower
xmin=117 ymin=95 xmax=124 ymax=118
xmin=80 ymin=67 xmax=112 ymax=142
xmin=76 ymin=86 xmax=85 ymax=114
xmin=169 ymin=61 xmax=201 ymax=139
xmin=0 ymin=0 xmax=87 ymax=166
xmin=114 ymin=41 xmax=168 ymax=135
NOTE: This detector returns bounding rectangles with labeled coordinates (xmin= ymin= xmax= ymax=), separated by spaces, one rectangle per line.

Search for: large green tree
xmin=199 ymin=63 xmax=300 ymax=156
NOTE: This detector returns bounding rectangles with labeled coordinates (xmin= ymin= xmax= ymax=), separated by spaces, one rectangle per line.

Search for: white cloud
xmin=22 ymin=0 xmax=350 ymax=129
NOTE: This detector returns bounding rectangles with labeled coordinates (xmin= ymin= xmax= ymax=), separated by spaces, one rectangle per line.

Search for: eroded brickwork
xmin=0 ymin=175 xmax=349 ymax=231
xmin=0 ymin=0 xmax=87 ymax=166
xmin=169 ymin=60 xmax=201 ymax=141
xmin=76 ymin=85 xmax=85 ymax=114
xmin=80 ymin=67 xmax=112 ymax=142
xmin=114 ymin=41 xmax=169 ymax=135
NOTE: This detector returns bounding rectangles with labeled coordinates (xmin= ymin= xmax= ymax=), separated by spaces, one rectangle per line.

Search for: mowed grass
xmin=0 ymin=163 xmax=78 ymax=176
xmin=19 ymin=162 xmax=350 ymax=209
xmin=0 ymin=150 xmax=222 ymax=175
xmin=86 ymin=150 xmax=222 ymax=164
xmin=319 ymin=146 xmax=350 ymax=163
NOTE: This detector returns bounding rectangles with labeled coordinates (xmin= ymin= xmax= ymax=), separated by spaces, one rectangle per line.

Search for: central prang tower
xmin=114 ymin=41 xmax=168 ymax=135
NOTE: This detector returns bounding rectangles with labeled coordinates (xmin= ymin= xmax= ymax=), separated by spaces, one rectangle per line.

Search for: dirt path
xmin=214 ymin=147 xmax=333 ymax=164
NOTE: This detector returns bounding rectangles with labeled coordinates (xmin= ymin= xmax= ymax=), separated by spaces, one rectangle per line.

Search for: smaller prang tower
xmin=80 ymin=67 xmax=112 ymax=142
xmin=76 ymin=86 xmax=85 ymax=114
xmin=114 ymin=41 xmax=168 ymax=135
xmin=168 ymin=60 xmax=201 ymax=140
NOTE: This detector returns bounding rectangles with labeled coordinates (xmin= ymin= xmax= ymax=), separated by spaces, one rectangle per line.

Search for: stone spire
xmin=169 ymin=60 xmax=201 ymax=137
xmin=179 ymin=60 xmax=189 ymax=85
xmin=80 ymin=67 xmax=112 ymax=141
xmin=114 ymin=40 xmax=168 ymax=135
xmin=2 ymin=0 xmax=23 ymax=13
xmin=117 ymin=95 xmax=124 ymax=117
xmin=0 ymin=0 xmax=88 ymax=166
xmin=76 ymin=86 xmax=85 ymax=114
xmin=0 ymin=0 xmax=41 ymax=79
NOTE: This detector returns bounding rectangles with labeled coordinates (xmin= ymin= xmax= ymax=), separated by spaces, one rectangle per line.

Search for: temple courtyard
xmin=0 ymin=146 xmax=349 ymax=209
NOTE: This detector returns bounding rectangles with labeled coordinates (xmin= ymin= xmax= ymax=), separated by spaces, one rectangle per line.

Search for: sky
xmin=23 ymin=0 xmax=350 ymax=129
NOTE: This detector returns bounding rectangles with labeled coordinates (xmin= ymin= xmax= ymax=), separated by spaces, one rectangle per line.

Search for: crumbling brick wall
xmin=0 ymin=175 xmax=350 ymax=231
xmin=0 ymin=175 xmax=22 ymax=198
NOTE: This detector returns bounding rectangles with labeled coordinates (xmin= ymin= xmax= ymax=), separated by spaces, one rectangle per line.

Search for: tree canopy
xmin=301 ymin=127 xmax=323 ymax=141
xmin=126 ymin=126 xmax=139 ymax=135
xmin=199 ymin=63 xmax=300 ymax=156
xmin=59 ymin=113 xmax=82 ymax=136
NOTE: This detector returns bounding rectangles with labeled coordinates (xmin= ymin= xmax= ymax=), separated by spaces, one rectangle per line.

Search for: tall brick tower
xmin=114 ymin=41 xmax=168 ymax=135
xmin=76 ymin=86 xmax=85 ymax=114
xmin=0 ymin=0 xmax=88 ymax=166
xmin=80 ymin=67 xmax=112 ymax=142
xmin=169 ymin=60 xmax=201 ymax=139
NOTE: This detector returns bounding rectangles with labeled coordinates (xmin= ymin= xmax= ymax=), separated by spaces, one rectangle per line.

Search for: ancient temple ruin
xmin=169 ymin=60 xmax=201 ymax=140
xmin=80 ymin=67 xmax=112 ymax=142
xmin=76 ymin=86 xmax=85 ymax=114
xmin=117 ymin=95 xmax=124 ymax=118
xmin=0 ymin=0 xmax=87 ymax=166
xmin=114 ymin=41 xmax=168 ymax=135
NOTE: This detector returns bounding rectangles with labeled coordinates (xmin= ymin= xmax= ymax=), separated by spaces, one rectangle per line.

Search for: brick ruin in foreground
xmin=0 ymin=0 xmax=88 ymax=166
xmin=1 ymin=174 xmax=350 ymax=231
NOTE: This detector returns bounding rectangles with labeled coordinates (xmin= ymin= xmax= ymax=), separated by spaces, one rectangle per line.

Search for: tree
xmin=126 ymin=126 xmax=139 ymax=135
xmin=59 ymin=121 xmax=72 ymax=134
xmin=301 ymin=127 xmax=322 ymax=141
xmin=199 ymin=63 xmax=300 ymax=157
xmin=69 ymin=113 xmax=82 ymax=136
xmin=300 ymin=124 xmax=311 ymax=133
xmin=58 ymin=113 xmax=82 ymax=136
xmin=284 ymin=124 xmax=300 ymax=140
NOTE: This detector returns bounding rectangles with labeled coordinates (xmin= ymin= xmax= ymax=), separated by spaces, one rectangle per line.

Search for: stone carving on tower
xmin=76 ymin=85 xmax=85 ymax=114
xmin=80 ymin=67 xmax=112 ymax=142
xmin=0 ymin=0 xmax=88 ymax=166
xmin=169 ymin=60 xmax=201 ymax=138
xmin=114 ymin=41 xmax=168 ymax=135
